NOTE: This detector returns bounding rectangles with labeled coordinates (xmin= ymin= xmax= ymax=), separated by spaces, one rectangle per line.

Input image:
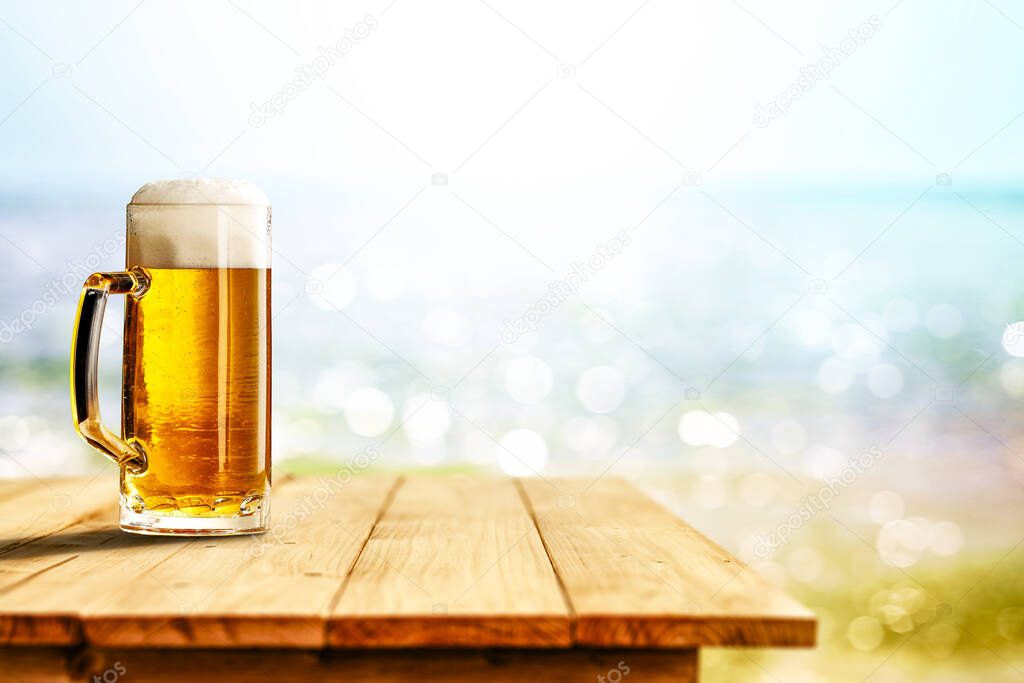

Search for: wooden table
xmin=0 ymin=476 xmax=815 ymax=682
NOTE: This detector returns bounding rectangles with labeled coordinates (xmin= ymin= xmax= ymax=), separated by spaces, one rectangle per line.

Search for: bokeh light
xmin=498 ymin=429 xmax=548 ymax=477
xmin=678 ymin=411 xmax=739 ymax=448
xmin=576 ymin=366 xmax=626 ymax=414
xmin=401 ymin=394 xmax=451 ymax=445
xmin=503 ymin=356 xmax=553 ymax=405
xmin=344 ymin=387 xmax=394 ymax=437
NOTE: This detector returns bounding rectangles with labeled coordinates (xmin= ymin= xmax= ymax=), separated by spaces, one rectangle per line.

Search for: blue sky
xmin=1 ymin=0 xmax=1022 ymax=195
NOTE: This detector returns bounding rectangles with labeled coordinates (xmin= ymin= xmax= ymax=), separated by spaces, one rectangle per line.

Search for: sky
xmin=1 ymin=0 xmax=1023 ymax=197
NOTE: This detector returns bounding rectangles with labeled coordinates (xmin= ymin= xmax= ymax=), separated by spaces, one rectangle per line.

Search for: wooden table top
xmin=0 ymin=476 xmax=815 ymax=650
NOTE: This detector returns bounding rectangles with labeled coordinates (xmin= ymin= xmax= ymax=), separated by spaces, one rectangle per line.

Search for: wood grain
xmin=80 ymin=475 xmax=398 ymax=648
xmin=519 ymin=477 xmax=817 ymax=647
xmin=0 ymin=476 xmax=113 ymax=555
xmin=0 ymin=477 xmax=129 ymax=644
xmin=0 ymin=475 xmax=816 ymax=653
xmin=328 ymin=476 xmax=571 ymax=648
xmin=0 ymin=476 xmax=285 ymax=646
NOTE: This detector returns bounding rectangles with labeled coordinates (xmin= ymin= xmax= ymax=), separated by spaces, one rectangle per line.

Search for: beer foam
xmin=127 ymin=178 xmax=270 ymax=269
xmin=130 ymin=178 xmax=269 ymax=206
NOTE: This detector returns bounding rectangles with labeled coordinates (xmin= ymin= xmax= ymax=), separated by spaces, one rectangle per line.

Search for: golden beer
xmin=71 ymin=178 xmax=272 ymax=535
xmin=121 ymin=268 xmax=270 ymax=518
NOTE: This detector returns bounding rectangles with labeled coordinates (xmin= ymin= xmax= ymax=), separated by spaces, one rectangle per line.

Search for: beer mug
xmin=70 ymin=179 xmax=271 ymax=535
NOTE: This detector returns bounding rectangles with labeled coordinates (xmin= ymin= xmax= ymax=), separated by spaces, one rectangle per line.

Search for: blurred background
xmin=1 ymin=0 xmax=1023 ymax=680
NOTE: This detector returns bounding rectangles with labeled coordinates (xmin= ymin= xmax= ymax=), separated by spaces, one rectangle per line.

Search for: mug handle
xmin=70 ymin=266 xmax=150 ymax=474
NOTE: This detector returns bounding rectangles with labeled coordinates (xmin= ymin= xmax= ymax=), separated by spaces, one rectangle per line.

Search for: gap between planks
xmin=0 ymin=476 xmax=816 ymax=650
xmin=79 ymin=473 xmax=383 ymax=648
xmin=519 ymin=477 xmax=817 ymax=648
xmin=512 ymin=478 xmax=578 ymax=644
xmin=326 ymin=476 xmax=572 ymax=648
xmin=321 ymin=474 xmax=404 ymax=623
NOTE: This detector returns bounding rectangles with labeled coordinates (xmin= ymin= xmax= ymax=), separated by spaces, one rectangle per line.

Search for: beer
xmin=121 ymin=267 xmax=270 ymax=518
xmin=71 ymin=178 xmax=272 ymax=535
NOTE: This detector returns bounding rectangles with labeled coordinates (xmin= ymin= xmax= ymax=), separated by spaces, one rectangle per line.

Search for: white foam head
xmin=127 ymin=178 xmax=270 ymax=269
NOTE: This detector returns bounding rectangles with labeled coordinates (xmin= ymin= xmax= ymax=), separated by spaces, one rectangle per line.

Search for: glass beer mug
xmin=71 ymin=179 xmax=271 ymax=535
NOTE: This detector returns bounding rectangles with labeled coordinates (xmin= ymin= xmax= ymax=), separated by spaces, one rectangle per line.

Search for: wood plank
xmin=328 ymin=476 xmax=571 ymax=648
xmin=519 ymin=478 xmax=816 ymax=648
xmin=0 ymin=476 xmax=815 ymax=654
xmin=0 ymin=477 xmax=297 ymax=645
xmin=0 ymin=476 xmax=114 ymax=555
xmin=0 ymin=498 xmax=199 ymax=645
xmin=81 ymin=475 xmax=398 ymax=648
xmin=0 ymin=477 xmax=128 ymax=644
xmin=0 ymin=647 xmax=698 ymax=683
